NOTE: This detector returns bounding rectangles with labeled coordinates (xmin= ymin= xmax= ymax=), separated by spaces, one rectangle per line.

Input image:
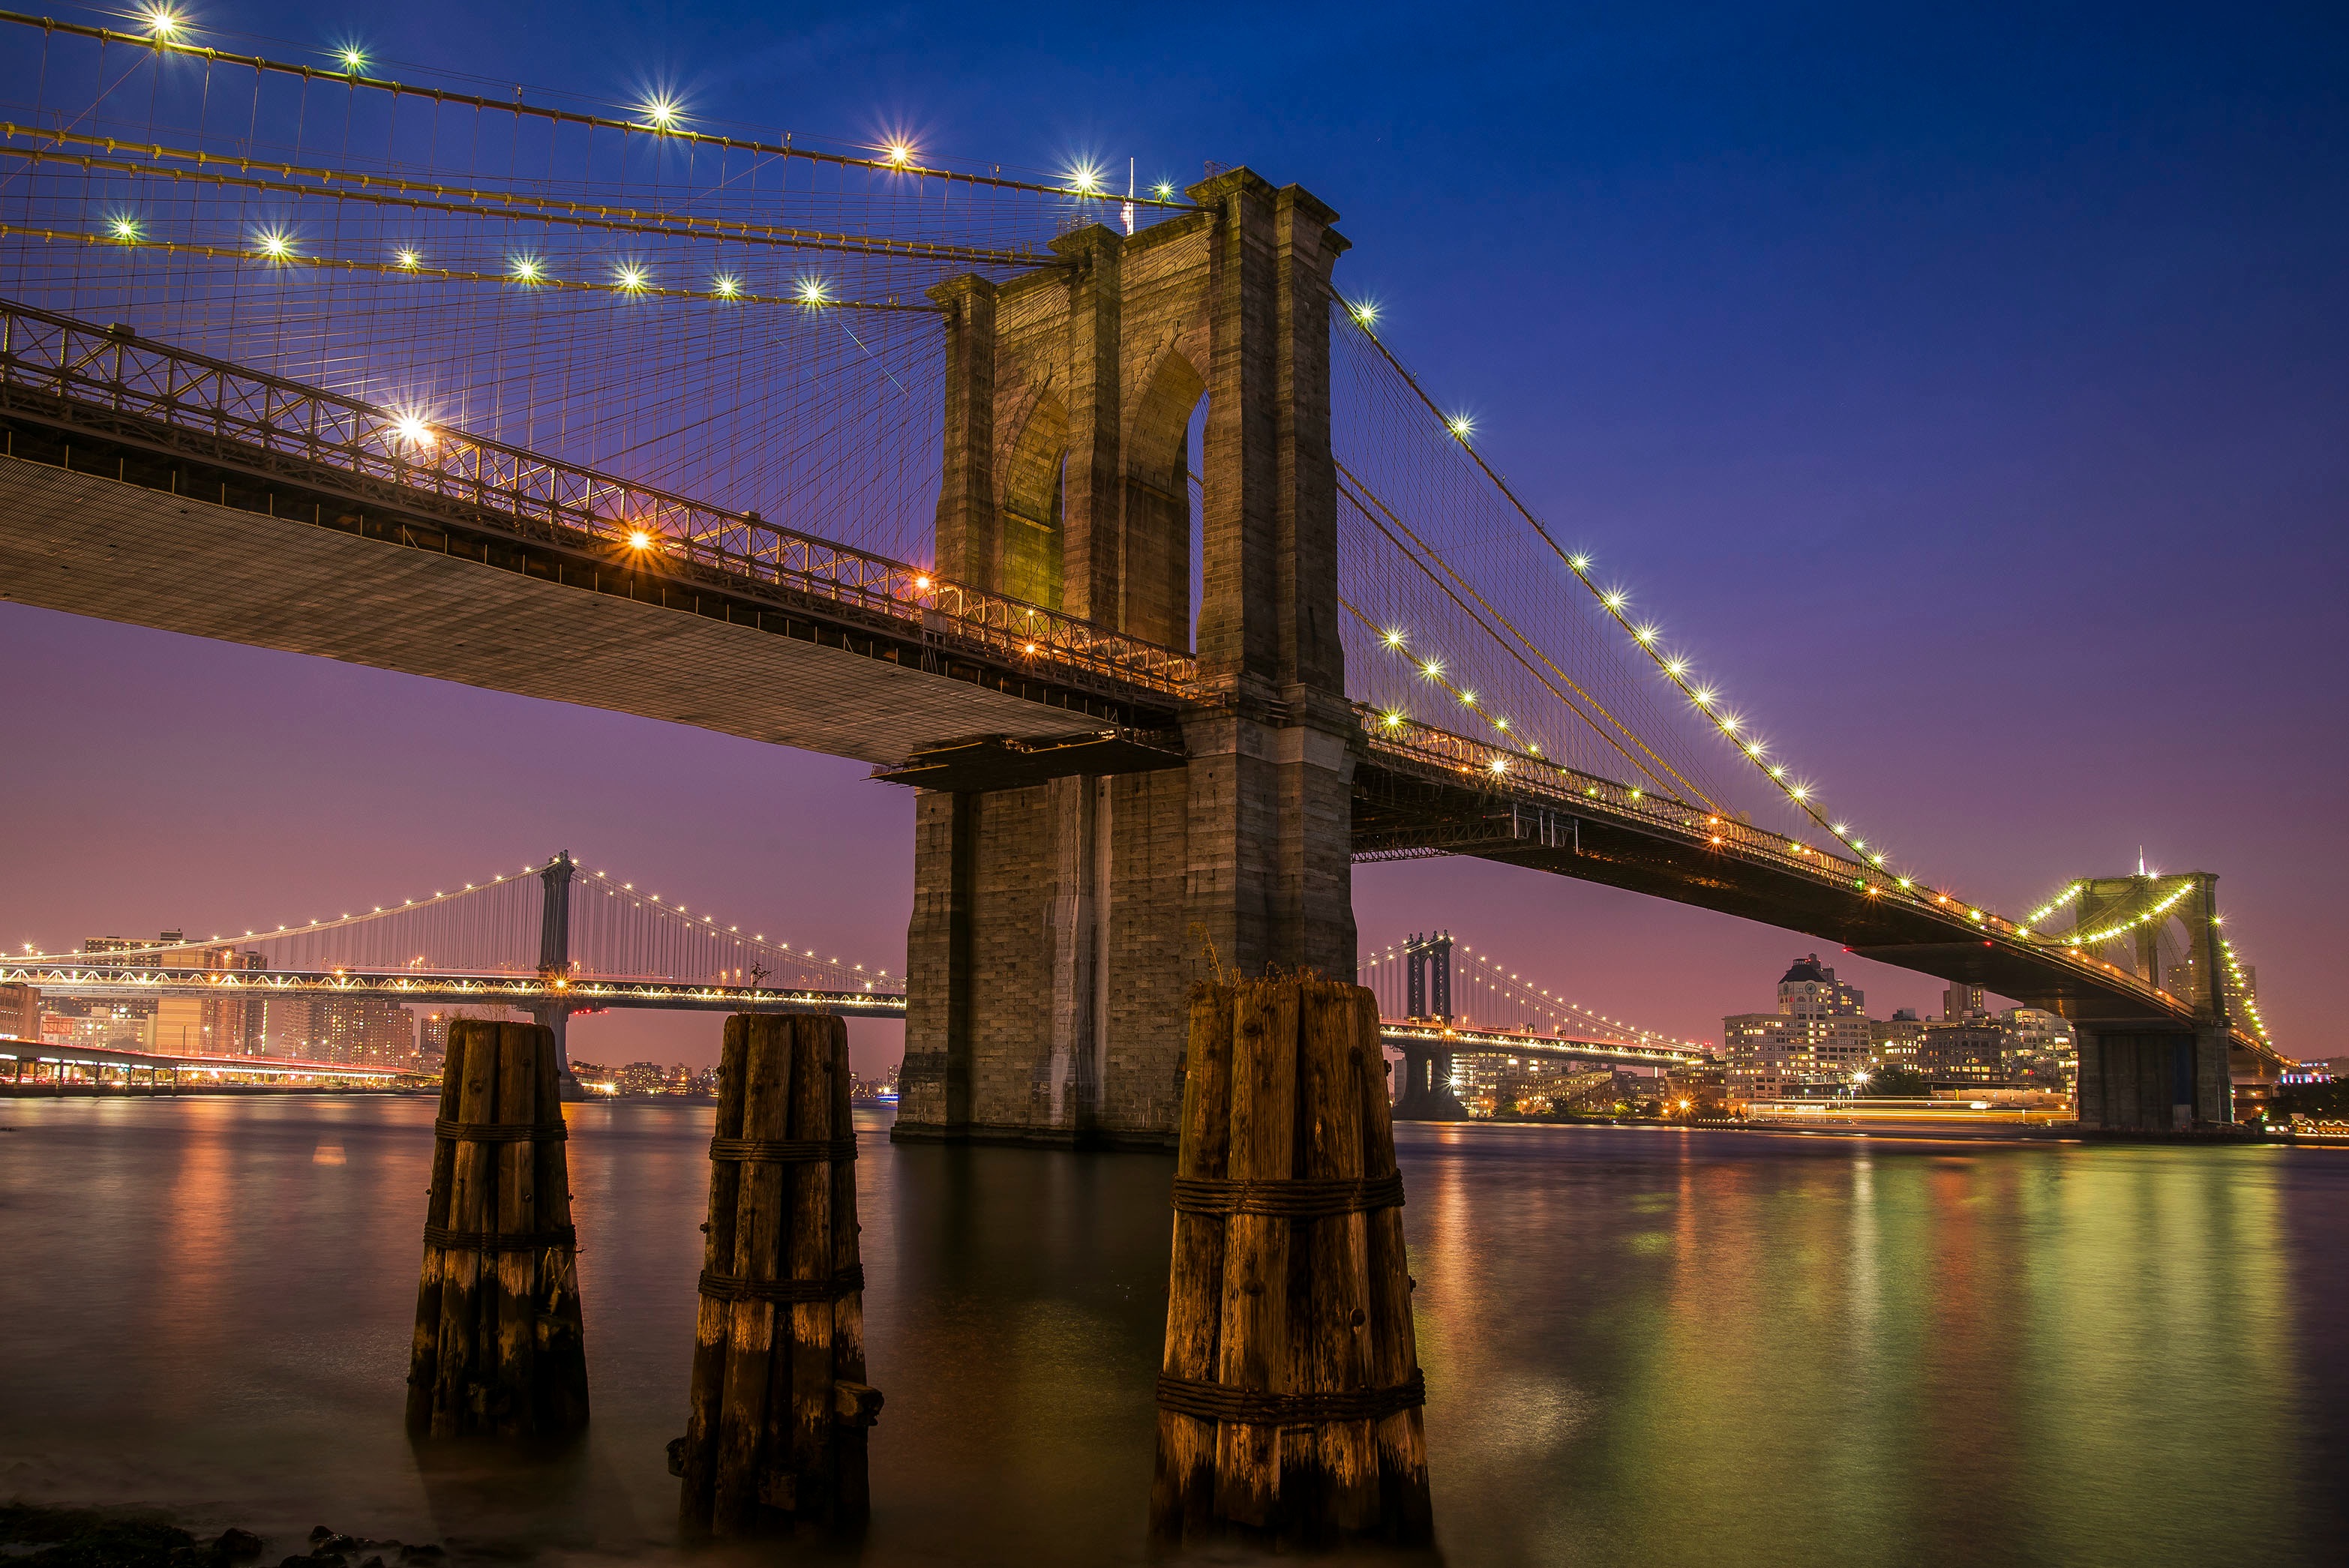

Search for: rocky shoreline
xmin=2 ymin=1507 xmax=449 ymax=1568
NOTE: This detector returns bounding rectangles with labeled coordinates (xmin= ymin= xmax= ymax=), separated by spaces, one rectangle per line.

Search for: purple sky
xmin=4 ymin=0 xmax=2344 ymax=1071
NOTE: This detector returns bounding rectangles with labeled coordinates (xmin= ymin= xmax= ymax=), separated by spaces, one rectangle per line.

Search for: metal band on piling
xmin=1154 ymin=1368 xmax=1427 ymax=1426
xmin=694 ymin=1264 xmax=866 ymax=1304
xmin=436 ymin=1117 xmax=567 ymax=1142
xmin=1168 ymin=1172 xmax=1406 ymax=1218
xmin=707 ymin=1135 xmax=857 ymax=1163
xmin=424 ymin=1223 xmax=579 ymax=1253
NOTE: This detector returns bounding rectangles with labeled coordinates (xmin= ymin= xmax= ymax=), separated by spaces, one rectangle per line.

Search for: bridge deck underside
xmin=0 ymin=436 xmax=1151 ymax=767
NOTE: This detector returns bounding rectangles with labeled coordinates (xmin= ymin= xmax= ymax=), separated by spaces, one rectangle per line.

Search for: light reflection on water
xmin=1 ymin=1099 xmax=2342 ymax=1567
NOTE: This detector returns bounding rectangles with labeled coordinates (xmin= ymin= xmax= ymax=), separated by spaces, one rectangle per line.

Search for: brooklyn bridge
xmin=0 ymin=10 xmax=2280 ymax=1138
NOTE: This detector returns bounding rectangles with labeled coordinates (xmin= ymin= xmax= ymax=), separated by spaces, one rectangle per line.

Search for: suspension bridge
xmin=3 ymin=849 xmax=1699 ymax=1091
xmin=0 ymin=12 xmax=2283 ymax=1139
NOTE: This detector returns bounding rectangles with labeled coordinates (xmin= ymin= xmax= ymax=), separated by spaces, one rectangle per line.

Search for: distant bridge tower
xmin=531 ymin=851 xmax=577 ymax=1075
xmin=2072 ymin=871 xmax=2232 ymax=1131
xmin=1394 ymin=930 xmax=1465 ymax=1122
xmin=895 ymin=168 xmax=1356 ymax=1149
xmin=1402 ymin=931 xmax=1454 ymax=1023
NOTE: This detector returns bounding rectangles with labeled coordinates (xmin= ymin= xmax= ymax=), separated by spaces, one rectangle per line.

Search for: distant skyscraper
xmin=1942 ymin=980 xmax=1986 ymax=1021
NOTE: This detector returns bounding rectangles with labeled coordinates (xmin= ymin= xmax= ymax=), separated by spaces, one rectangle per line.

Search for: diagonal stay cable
xmin=1340 ymin=310 xmax=1869 ymax=853
xmin=1336 ymin=460 xmax=1721 ymax=811
xmin=0 ymin=224 xmax=942 ymax=312
xmin=0 ymin=11 xmax=1202 ymax=210
xmin=0 ymin=127 xmax=1055 ymax=268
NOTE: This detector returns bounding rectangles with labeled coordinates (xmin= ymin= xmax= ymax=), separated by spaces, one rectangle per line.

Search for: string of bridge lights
xmin=1342 ymin=295 xmax=1906 ymax=877
xmin=2064 ymin=880 xmax=2197 ymax=947
xmin=1342 ymin=299 xmax=2290 ymax=1056
xmin=13 ymin=856 xmax=896 ymax=987
xmin=1456 ymin=944 xmax=1702 ymax=1048
xmin=2026 ymin=882 xmax=2085 ymax=926
xmin=30 ymin=220 xmax=928 ymax=313
xmin=101 ymin=7 xmax=1194 ymax=209
xmin=2220 ymin=937 xmax=2272 ymax=1043
xmin=1343 ymin=601 xmax=1540 ymax=772
xmin=9 ymin=855 xmax=562 ymax=960
xmin=2007 ymin=877 xmax=2275 ymax=1045
xmin=576 ymin=866 xmax=893 ymax=985
xmin=1337 ymin=295 xmax=2270 ymax=990
xmin=1357 ymin=940 xmax=1694 ymax=1048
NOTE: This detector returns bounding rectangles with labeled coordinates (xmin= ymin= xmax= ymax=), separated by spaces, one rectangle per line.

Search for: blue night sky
xmin=4 ymin=0 xmax=2344 ymax=1070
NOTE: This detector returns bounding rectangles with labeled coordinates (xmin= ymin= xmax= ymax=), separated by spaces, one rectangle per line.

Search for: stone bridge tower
xmin=2071 ymin=872 xmax=2235 ymax=1131
xmin=893 ymin=169 xmax=1358 ymax=1147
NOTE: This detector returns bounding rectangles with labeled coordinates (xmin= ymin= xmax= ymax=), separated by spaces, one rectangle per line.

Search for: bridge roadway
xmin=0 ymin=299 xmax=2276 ymax=1072
xmin=0 ymin=1033 xmax=424 ymax=1084
xmin=2 ymin=963 xmax=911 ymax=1018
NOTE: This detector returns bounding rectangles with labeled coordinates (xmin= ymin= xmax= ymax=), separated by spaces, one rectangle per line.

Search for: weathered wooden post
xmin=1150 ymin=976 xmax=1432 ymax=1548
xmin=405 ymin=1019 xmax=590 ymax=1439
xmin=675 ymin=1013 xmax=878 ymax=1537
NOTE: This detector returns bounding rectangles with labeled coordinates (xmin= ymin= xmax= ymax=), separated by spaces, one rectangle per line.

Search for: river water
xmin=2 ymin=1095 xmax=2344 ymax=1567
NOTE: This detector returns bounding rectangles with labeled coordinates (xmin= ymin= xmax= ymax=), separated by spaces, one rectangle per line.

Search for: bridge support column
xmin=1391 ymin=1044 xmax=1466 ymax=1122
xmin=895 ymin=169 xmax=1355 ymax=1150
xmin=2074 ymin=1027 xmax=2233 ymax=1132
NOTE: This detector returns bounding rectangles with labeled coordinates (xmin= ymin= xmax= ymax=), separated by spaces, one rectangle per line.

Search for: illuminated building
xmin=1870 ymin=1008 xmax=1925 ymax=1067
xmin=0 ymin=982 xmax=38 ymax=1041
xmin=251 ymin=995 xmax=416 ymax=1064
xmin=1724 ymin=954 xmax=1872 ymax=1099
xmin=1916 ymin=1021 xmax=2008 ymax=1083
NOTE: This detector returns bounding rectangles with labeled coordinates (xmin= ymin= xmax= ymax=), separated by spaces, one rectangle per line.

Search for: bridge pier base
xmin=1390 ymin=1045 xmax=1468 ymax=1122
xmin=2074 ymin=1024 xmax=2234 ymax=1132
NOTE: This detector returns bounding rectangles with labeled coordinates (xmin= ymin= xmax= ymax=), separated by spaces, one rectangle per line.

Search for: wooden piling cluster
xmin=674 ymin=1013 xmax=879 ymax=1536
xmin=1152 ymin=977 xmax=1432 ymax=1547
xmin=405 ymin=1019 xmax=590 ymax=1439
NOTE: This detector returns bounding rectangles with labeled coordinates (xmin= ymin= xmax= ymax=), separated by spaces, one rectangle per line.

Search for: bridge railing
xmin=1360 ymin=712 xmax=2264 ymax=1052
xmin=0 ymin=298 xmax=1198 ymax=699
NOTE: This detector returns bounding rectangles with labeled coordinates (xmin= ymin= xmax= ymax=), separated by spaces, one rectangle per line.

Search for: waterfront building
xmin=79 ymin=932 xmax=265 ymax=1055
xmin=0 ymin=982 xmax=38 ymax=1042
xmin=38 ymin=1000 xmax=154 ymax=1050
xmin=1451 ymin=1054 xmax=1648 ymax=1117
xmin=1724 ymin=954 xmax=1873 ymax=1099
xmin=1870 ymin=1008 xmax=1925 ymax=1068
xmin=1916 ymin=1021 xmax=2008 ymax=1083
xmin=250 ymin=995 xmax=415 ymax=1064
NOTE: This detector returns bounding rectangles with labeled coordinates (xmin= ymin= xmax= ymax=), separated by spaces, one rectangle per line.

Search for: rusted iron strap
xmin=424 ymin=1224 xmax=577 ymax=1253
xmin=707 ymin=1135 xmax=857 ymax=1164
xmin=435 ymin=1117 xmax=567 ymax=1142
xmin=1154 ymin=1368 xmax=1426 ymax=1425
xmin=696 ymin=1265 xmax=866 ymax=1303
xmin=1168 ymin=1173 xmax=1405 ymax=1218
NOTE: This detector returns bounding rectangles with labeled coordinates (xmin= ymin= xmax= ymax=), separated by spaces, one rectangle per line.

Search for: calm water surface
xmin=2 ymin=1096 xmax=2344 ymax=1567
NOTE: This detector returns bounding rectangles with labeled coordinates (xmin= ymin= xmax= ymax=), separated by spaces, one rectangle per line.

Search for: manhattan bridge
xmin=0 ymin=10 xmax=2282 ymax=1138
